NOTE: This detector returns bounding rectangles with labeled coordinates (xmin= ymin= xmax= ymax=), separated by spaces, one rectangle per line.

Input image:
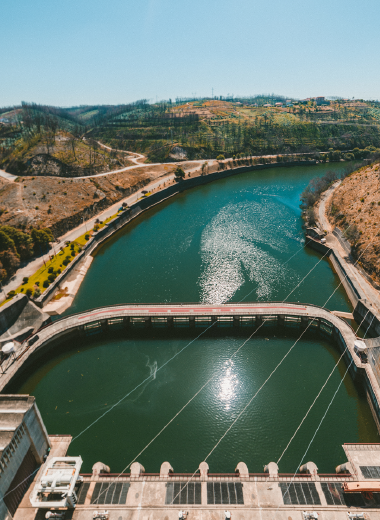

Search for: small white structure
xmin=2 ymin=342 xmax=15 ymax=355
xmin=302 ymin=513 xmax=319 ymax=520
xmin=30 ymin=456 xmax=83 ymax=509
xmin=354 ymin=340 xmax=367 ymax=354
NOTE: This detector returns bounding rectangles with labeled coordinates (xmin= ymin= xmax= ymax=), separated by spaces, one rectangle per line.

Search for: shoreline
xmin=38 ymin=159 xmax=319 ymax=313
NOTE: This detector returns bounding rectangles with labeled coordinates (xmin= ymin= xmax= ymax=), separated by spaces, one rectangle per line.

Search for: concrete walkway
xmin=0 ymin=168 xmax=17 ymax=181
xmin=0 ymin=302 xmax=368 ymax=393
xmin=317 ymin=184 xmax=380 ymax=314
xmin=0 ymin=168 xmax=196 ymax=300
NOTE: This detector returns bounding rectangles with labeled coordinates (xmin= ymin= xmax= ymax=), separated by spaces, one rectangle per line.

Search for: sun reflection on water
xmin=218 ymin=361 xmax=239 ymax=411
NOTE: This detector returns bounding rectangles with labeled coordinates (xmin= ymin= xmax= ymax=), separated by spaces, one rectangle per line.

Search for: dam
xmin=2 ymin=162 xmax=380 ymax=519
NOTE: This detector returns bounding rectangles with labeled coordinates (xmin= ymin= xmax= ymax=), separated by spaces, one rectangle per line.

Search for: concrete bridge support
xmin=100 ymin=319 xmax=108 ymax=333
xmin=264 ymin=462 xmax=279 ymax=478
xmin=277 ymin=315 xmax=285 ymax=328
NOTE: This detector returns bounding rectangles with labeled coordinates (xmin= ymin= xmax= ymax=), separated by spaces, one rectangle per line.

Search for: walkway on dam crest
xmin=0 ymin=301 xmax=371 ymax=394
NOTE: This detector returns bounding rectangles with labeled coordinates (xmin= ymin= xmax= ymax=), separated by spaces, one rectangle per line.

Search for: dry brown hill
xmin=327 ymin=161 xmax=380 ymax=283
xmin=0 ymin=163 xmax=175 ymax=237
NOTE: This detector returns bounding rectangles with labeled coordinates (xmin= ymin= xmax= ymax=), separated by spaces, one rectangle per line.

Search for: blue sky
xmin=1 ymin=0 xmax=380 ymax=106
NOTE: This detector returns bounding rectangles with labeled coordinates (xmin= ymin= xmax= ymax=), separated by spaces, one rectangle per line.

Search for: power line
xmin=278 ymin=313 xmax=376 ymax=508
xmin=276 ymin=308 xmax=372 ymax=465
xmin=92 ymin=237 xmax=352 ymax=504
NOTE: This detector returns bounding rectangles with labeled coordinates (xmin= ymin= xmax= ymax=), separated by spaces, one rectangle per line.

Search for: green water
xmin=18 ymin=163 xmax=379 ymax=473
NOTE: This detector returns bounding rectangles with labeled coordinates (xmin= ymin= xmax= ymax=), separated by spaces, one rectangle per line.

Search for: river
xmin=17 ymin=162 xmax=379 ymax=473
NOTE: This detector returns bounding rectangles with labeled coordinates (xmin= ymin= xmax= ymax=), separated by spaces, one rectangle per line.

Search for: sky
xmin=1 ymin=0 xmax=380 ymax=107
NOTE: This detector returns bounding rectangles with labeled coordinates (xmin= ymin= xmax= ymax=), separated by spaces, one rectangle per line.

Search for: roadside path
xmin=0 ymin=146 xmax=317 ymax=300
xmin=318 ymin=180 xmax=341 ymax=232
xmin=0 ymin=168 xmax=17 ymax=181
xmin=0 ymin=161 xmax=204 ymax=300
xmin=318 ymin=184 xmax=380 ymax=314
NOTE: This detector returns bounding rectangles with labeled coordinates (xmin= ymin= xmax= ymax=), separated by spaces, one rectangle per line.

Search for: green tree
xmin=31 ymin=228 xmax=53 ymax=253
xmin=0 ymin=230 xmax=16 ymax=253
xmin=174 ymin=166 xmax=185 ymax=179
xmin=0 ymin=226 xmax=34 ymax=260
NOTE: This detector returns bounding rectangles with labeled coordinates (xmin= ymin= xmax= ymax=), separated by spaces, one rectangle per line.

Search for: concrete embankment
xmin=306 ymin=191 xmax=380 ymax=432
xmin=305 ymin=237 xmax=380 ymax=337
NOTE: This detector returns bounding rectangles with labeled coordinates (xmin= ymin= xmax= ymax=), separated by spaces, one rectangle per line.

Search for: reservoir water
xmin=17 ymin=163 xmax=379 ymax=473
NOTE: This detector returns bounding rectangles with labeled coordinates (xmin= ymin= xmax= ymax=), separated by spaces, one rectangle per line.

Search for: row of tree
xmin=0 ymin=226 xmax=53 ymax=282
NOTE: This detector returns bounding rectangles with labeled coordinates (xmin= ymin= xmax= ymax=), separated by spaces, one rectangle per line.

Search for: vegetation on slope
xmin=2 ymin=98 xmax=380 ymax=169
xmin=0 ymin=226 xmax=53 ymax=282
xmin=327 ymin=159 xmax=380 ymax=284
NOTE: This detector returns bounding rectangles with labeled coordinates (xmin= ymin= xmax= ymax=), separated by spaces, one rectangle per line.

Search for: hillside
xmin=3 ymin=99 xmax=380 ymax=171
xmin=90 ymin=99 xmax=380 ymax=162
xmin=0 ymin=163 xmax=176 ymax=237
xmin=327 ymin=160 xmax=380 ymax=283
xmin=1 ymin=132 xmax=133 ymax=177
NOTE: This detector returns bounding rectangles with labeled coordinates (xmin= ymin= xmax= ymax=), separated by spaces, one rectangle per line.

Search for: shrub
xmin=70 ymin=243 xmax=75 ymax=250
xmin=216 ymin=154 xmax=225 ymax=161
xmin=85 ymin=234 xmax=89 ymax=240
xmin=6 ymin=290 xmax=16 ymax=299
xmin=174 ymin=166 xmax=185 ymax=179
xmin=306 ymin=207 xmax=316 ymax=226
xmin=71 ymin=250 xmax=76 ymax=257
xmin=43 ymin=280 xmax=49 ymax=288
xmin=48 ymin=266 xmax=54 ymax=273
xmin=33 ymin=288 xmax=41 ymax=298
xmin=63 ymin=258 xmax=70 ymax=266
xmin=35 ymin=281 xmax=40 ymax=286
xmin=22 ymin=276 xmax=29 ymax=284
xmin=48 ymin=273 xmax=56 ymax=283
xmin=344 ymin=224 xmax=360 ymax=244
xmin=26 ymin=288 xmax=33 ymax=297
xmin=93 ymin=224 xmax=100 ymax=232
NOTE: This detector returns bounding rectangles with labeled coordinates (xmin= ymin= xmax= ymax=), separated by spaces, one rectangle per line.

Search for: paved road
xmin=0 ymin=144 xmax=322 ymax=299
xmin=318 ymin=180 xmax=341 ymax=232
xmin=0 ymin=168 xmax=17 ymax=181
xmin=0 ymin=162 xmax=202 ymax=300
xmin=318 ymin=183 xmax=380 ymax=314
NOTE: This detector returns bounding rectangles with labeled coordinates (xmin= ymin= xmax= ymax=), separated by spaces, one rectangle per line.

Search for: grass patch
xmin=4 ymin=242 xmax=82 ymax=302
xmin=1 ymin=210 xmax=125 ymax=306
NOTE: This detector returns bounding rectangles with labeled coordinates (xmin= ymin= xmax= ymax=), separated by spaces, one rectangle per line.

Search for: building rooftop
xmin=0 ymin=395 xmax=35 ymax=456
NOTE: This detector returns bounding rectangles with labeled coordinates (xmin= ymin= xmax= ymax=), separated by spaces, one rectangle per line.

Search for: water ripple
xmin=198 ymin=199 xmax=299 ymax=303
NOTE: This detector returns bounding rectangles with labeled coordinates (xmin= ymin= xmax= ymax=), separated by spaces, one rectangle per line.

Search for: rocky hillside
xmin=0 ymin=163 xmax=176 ymax=237
xmin=327 ymin=160 xmax=380 ymax=283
